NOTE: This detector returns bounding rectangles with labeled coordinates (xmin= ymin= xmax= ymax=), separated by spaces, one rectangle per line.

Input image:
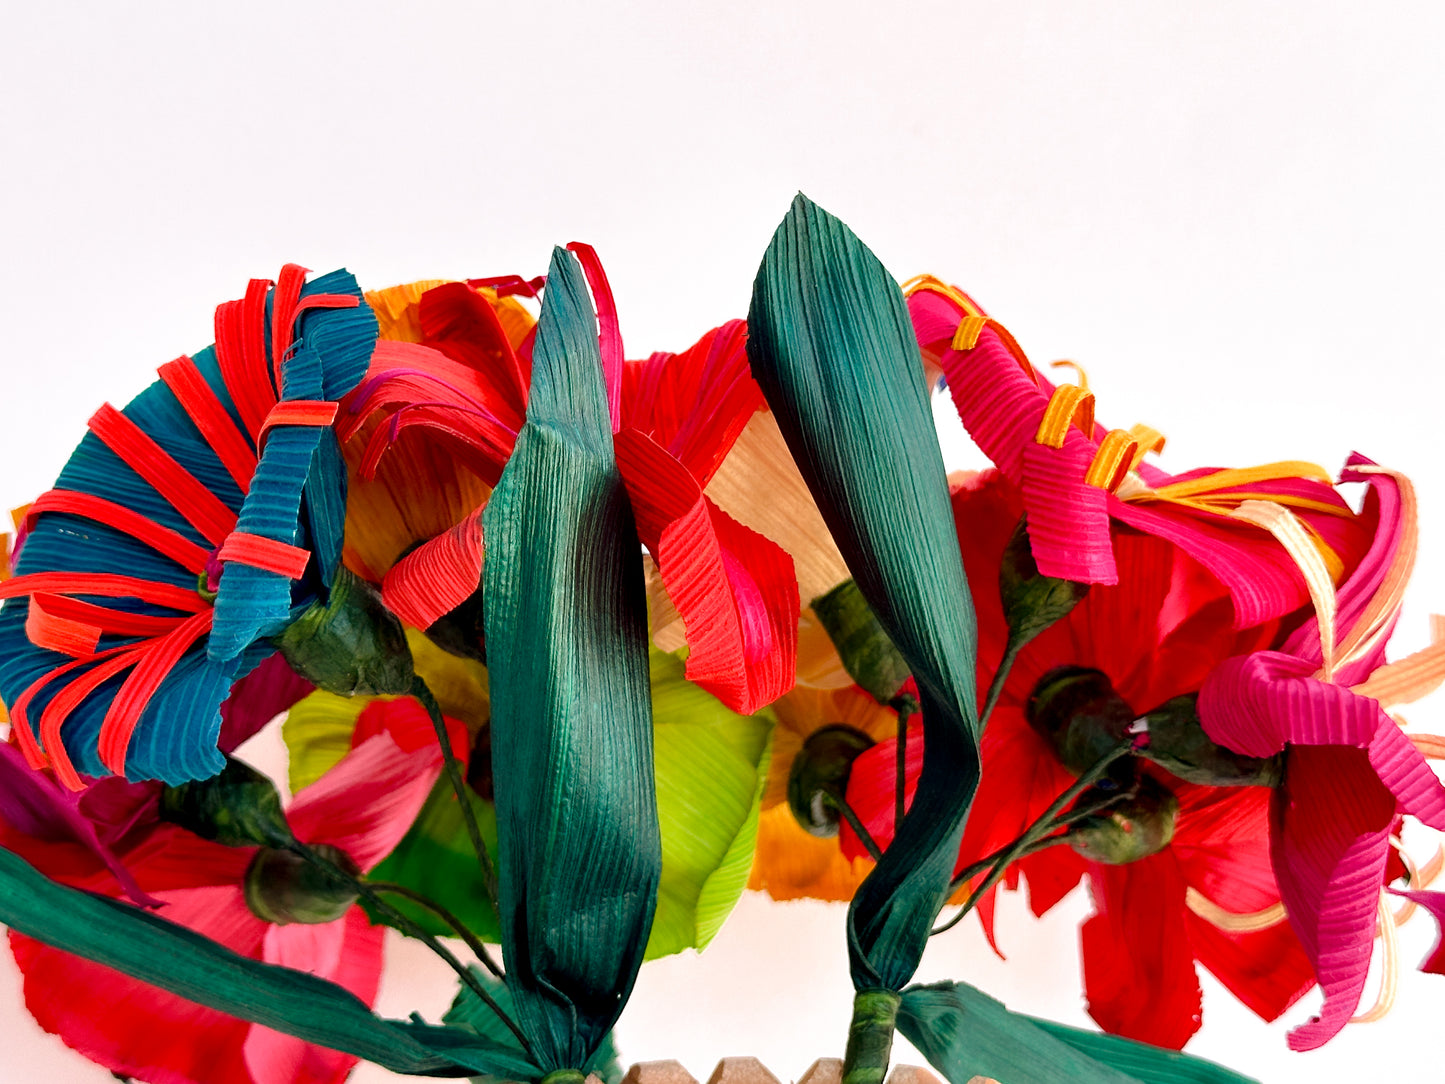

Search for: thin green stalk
xmin=365 ymin=879 xmax=504 ymax=979
xmin=410 ymin=676 xmax=499 ymax=911
xmin=931 ymin=741 xmax=1134 ymax=935
xmin=889 ymin=693 xmax=918 ymax=843
xmin=834 ymin=795 xmax=885 ymax=864
xmin=289 ymin=841 xmax=530 ymax=1056
xmin=978 ymin=639 xmax=1023 ymax=732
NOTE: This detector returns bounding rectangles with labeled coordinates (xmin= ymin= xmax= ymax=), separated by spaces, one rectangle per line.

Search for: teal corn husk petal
xmin=747 ymin=194 xmax=980 ymax=992
xmin=483 ymin=246 xmax=660 ymax=1074
xmin=0 ymin=846 xmax=538 ymax=1079
xmin=445 ymin=966 xmax=623 ymax=1084
xmin=897 ymin=982 xmax=1259 ymax=1084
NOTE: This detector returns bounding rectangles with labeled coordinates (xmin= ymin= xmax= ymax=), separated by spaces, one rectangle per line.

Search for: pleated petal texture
xmin=483 ymin=246 xmax=660 ymax=1074
xmin=747 ymin=194 xmax=980 ymax=992
xmin=0 ymin=267 xmax=376 ymax=786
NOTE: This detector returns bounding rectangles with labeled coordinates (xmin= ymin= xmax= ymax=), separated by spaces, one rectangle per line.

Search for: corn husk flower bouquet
xmin=2 ymin=196 xmax=1444 ymax=1084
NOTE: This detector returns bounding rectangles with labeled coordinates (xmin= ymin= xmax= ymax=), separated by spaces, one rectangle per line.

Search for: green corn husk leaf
xmin=646 ymin=648 xmax=772 ymax=960
xmin=897 ymin=982 xmax=1258 ymax=1084
xmin=444 ymin=966 xmax=623 ymax=1084
xmin=747 ymin=194 xmax=980 ymax=992
xmin=483 ymin=246 xmax=660 ymax=1073
xmin=0 ymin=846 xmax=537 ymax=1079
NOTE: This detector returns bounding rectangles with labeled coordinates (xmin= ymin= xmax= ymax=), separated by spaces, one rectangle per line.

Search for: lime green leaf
xmin=646 ymin=649 xmax=772 ymax=959
xmin=282 ymin=689 xmax=370 ymax=793
xmin=483 ymin=246 xmax=660 ymax=1073
xmin=0 ymin=846 xmax=537 ymax=1079
xmin=747 ymin=194 xmax=980 ymax=992
xmin=445 ymin=966 xmax=623 ymax=1084
xmin=897 ymin=982 xmax=1258 ymax=1084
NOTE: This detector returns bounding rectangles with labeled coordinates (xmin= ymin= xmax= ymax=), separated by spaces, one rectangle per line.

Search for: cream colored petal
xmin=704 ymin=411 xmax=849 ymax=606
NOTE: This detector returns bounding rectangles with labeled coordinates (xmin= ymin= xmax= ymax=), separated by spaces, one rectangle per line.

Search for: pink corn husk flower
xmin=1199 ymin=456 xmax=1445 ymax=1050
xmin=6 ymin=695 xmax=450 ymax=1084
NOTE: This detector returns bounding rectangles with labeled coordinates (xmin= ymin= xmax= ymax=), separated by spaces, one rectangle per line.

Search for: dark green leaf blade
xmin=483 ymin=246 xmax=660 ymax=1073
xmin=897 ymin=982 xmax=1259 ymax=1084
xmin=747 ymin=194 xmax=980 ymax=990
xmin=445 ymin=966 xmax=624 ymax=1084
xmin=0 ymin=846 xmax=537 ymax=1079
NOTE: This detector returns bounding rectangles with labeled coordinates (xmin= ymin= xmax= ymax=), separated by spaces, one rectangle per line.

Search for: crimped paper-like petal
xmin=9 ymin=885 xmax=263 ymax=1084
xmin=1200 ymin=650 xmax=1445 ymax=828
xmin=621 ymin=319 xmax=764 ymax=487
xmin=748 ymin=194 xmax=980 ymax=993
xmin=381 ymin=506 xmax=484 ymax=631
xmin=245 ymin=911 xmax=384 ymax=1084
xmin=483 ymin=246 xmax=659 ymax=1071
xmin=1019 ymin=433 xmax=1118 ymax=583
xmin=0 ymin=848 xmax=540 ymax=1079
xmin=618 ymin=428 xmax=797 ymax=714
xmin=1270 ymin=746 xmax=1395 ymax=1050
xmin=286 ymin=699 xmax=446 ymax=873
xmin=1082 ymin=856 xmax=1203 ymax=1050
xmin=1388 ymin=888 xmax=1445 ymax=974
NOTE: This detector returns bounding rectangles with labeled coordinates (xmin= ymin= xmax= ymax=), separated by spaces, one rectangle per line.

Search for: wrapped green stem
xmin=843 ymin=988 xmax=902 ymax=1084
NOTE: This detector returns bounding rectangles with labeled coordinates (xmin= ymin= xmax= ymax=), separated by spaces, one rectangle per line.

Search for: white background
xmin=3 ymin=3 xmax=1445 ymax=1081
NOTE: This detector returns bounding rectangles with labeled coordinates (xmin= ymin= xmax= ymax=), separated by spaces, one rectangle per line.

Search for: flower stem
xmin=411 ymin=676 xmax=499 ymax=912
xmin=289 ymin=840 xmax=530 ymax=1056
xmin=842 ymin=988 xmax=901 ymax=1084
xmin=365 ymin=879 xmax=504 ymax=979
xmin=978 ymin=639 xmax=1023 ymax=732
xmin=931 ymin=741 xmax=1134 ymax=935
xmin=889 ymin=693 xmax=918 ymax=843
xmin=834 ymin=795 xmax=885 ymax=863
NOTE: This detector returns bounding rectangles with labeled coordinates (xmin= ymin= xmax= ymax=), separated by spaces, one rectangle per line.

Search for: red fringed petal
xmin=381 ymin=507 xmax=484 ymax=630
xmin=617 ymin=428 xmax=797 ymax=715
xmin=1081 ymin=855 xmax=1203 ymax=1050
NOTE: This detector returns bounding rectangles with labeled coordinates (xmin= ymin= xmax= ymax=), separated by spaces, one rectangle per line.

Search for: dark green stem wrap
xmin=277 ymin=566 xmax=414 ymax=696
xmin=843 ymin=988 xmax=902 ymax=1084
xmin=540 ymin=1071 xmax=589 ymax=1084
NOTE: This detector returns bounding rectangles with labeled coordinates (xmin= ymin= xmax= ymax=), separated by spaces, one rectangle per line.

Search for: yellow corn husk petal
xmin=364 ymin=281 xmax=454 ymax=343
xmin=795 ymin=607 xmax=853 ymax=690
xmin=704 ymin=411 xmax=849 ymax=606
xmin=407 ymin=627 xmax=489 ymax=732
xmin=282 ymin=690 xmax=378 ymax=794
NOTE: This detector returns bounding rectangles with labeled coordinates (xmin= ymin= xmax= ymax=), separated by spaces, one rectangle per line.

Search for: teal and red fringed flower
xmin=0 ymin=265 xmax=377 ymax=788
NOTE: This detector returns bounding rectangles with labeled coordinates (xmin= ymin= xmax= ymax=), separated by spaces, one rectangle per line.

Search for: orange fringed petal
xmin=381 ymin=508 xmax=484 ymax=631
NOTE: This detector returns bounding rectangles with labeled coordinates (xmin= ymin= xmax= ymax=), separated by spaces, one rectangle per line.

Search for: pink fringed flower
xmin=905 ymin=277 xmax=1364 ymax=628
xmin=1199 ymin=456 xmax=1445 ymax=1049
xmin=7 ymin=695 xmax=448 ymax=1084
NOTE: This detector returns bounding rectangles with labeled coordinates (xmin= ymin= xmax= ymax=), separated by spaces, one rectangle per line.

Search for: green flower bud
xmin=810 ymin=579 xmax=911 ymax=704
xmin=278 ymin=566 xmax=414 ymax=696
xmin=1000 ymin=517 xmax=1090 ymax=653
xmin=243 ymin=843 xmax=360 ymax=925
xmin=159 ymin=756 xmax=294 ymax=849
xmin=1068 ymin=775 xmax=1178 ymax=864
xmin=1026 ymin=666 xmax=1136 ymax=778
xmin=787 ymin=724 xmax=876 ymax=837
xmin=1136 ymin=693 xmax=1284 ymax=787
